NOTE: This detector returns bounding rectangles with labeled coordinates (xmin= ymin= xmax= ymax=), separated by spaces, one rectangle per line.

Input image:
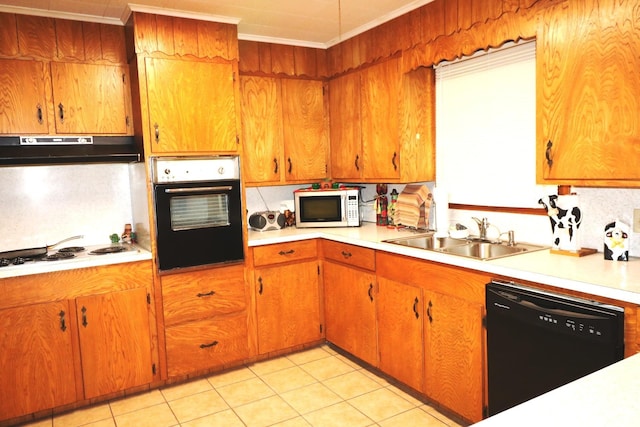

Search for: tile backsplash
xmin=0 ymin=164 xmax=137 ymax=252
xmin=246 ymin=183 xmax=640 ymax=257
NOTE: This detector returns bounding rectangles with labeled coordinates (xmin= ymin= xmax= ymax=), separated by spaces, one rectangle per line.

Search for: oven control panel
xmin=152 ymin=156 xmax=240 ymax=183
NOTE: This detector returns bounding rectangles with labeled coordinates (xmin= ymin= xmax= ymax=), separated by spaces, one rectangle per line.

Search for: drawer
xmin=322 ymin=240 xmax=375 ymax=271
xmin=165 ymin=314 xmax=249 ymax=377
xmin=252 ymin=239 xmax=317 ymax=267
xmin=161 ymin=265 xmax=246 ymax=326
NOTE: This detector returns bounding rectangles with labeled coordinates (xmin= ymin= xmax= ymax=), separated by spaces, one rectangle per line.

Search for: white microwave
xmin=294 ymin=187 xmax=361 ymax=228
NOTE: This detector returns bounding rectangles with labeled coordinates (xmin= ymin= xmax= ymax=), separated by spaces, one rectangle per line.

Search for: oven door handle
xmin=164 ymin=186 xmax=233 ymax=194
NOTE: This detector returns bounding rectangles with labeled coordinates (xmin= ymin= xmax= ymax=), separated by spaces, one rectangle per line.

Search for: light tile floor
xmin=23 ymin=345 xmax=466 ymax=427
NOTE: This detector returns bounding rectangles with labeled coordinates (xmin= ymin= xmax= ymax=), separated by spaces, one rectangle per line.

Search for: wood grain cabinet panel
xmin=76 ymin=287 xmax=153 ymax=399
xmin=0 ymin=301 xmax=76 ymax=420
xmin=329 ymin=71 xmax=362 ymax=180
xmin=377 ymin=277 xmax=425 ymax=393
xmin=424 ymin=290 xmax=484 ymax=422
xmin=241 ymin=76 xmax=327 ymax=185
xmin=144 ymin=57 xmax=238 ymax=153
xmin=0 ymin=59 xmax=50 ymax=134
xmin=255 ymin=260 xmax=322 ymax=354
xmin=240 ymin=76 xmax=284 ymax=184
xmin=323 ymin=261 xmax=378 ymax=367
xmin=51 ymin=62 xmax=131 ymax=134
xmin=252 ymin=239 xmax=318 ymax=267
xmin=162 ymin=265 xmax=246 ymax=326
xmin=164 ymin=314 xmax=249 ymax=377
xmin=537 ymin=0 xmax=640 ymax=184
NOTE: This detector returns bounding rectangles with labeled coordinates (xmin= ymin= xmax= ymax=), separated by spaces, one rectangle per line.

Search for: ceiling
xmin=0 ymin=0 xmax=433 ymax=48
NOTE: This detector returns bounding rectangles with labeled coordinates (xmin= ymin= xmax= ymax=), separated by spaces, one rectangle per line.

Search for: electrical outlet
xmin=634 ymin=209 xmax=640 ymax=233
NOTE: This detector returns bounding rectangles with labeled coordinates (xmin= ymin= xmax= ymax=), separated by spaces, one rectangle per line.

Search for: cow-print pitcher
xmin=538 ymin=194 xmax=582 ymax=251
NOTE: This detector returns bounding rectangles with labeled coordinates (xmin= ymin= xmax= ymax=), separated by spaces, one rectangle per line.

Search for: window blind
xmin=435 ymin=40 xmax=554 ymax=208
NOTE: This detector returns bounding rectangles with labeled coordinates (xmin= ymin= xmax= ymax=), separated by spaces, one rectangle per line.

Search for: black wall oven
xmin=152 ymin=156 xmax=244 ymax=271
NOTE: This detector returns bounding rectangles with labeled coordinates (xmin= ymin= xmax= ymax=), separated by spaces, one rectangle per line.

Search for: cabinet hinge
xmin=325 ymin=164 xmax=328 ymax=173
xmin=483 ymin=405 xmax=488 ymax=419
xmin=320 ymin=324 xmax=323 ymax=333
xmin=233 ymin=71 xmax=236 ymax=82
xmin=147 ymin=293 xmax=151 ymax=305
xmin=317 ymin=265 xmax=320 ymax=275
xmin=152 ymin=363 xmax=156 ymax=375
xmin=482 ymin=315 xmax=487 ymax=328
xmin=236 ymin=135 xmax=240 ymax=145
xmin=122 ymin=73 xmax=126 ymax=83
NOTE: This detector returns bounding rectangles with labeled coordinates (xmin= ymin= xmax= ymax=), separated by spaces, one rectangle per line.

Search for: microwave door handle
xmin=165 ymin=186 xmax=233 ymax=194
xmin=342 ymin=194 xmax=347 ymax=221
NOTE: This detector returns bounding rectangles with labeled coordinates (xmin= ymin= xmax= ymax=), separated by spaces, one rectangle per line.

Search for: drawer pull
xmin=258 ymin=276 xmax=263 ymax=295
xmin=341 ymin=250 xmax=352 ymax=258
xmin=412 ymin=297 xmax=420 ymax=319
xmin=368 ymin=283 xmax=374 ymax=302
xmin=427 ymin=300 xmax=433 ymax=323
xmin=199 ymin=340 xmax=219 ymax=349
xmin=59 ymin=310 xmax=67 ymax=332
xmin=196 ymin=290 xmax=216 ymax=298
xmin=278 ymin=249 xmax=295 ymax=256
xmin=273 ymin=158 xmax=278 ymax=174
xmin=58 ymin=103 xmax=65 ymax=123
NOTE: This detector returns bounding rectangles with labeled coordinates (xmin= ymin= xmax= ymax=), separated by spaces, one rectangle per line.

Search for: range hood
xmin=0 ymin=136 xmax=141 ymax=166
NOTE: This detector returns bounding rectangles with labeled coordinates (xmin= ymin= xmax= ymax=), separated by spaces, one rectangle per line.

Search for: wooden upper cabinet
xmin=329 ymin=72 xmax=362 ymax=180
xmin=144 ymin=57 xmax=238 ymax=153
xmin=281 ymin=79 xmax=328 ymax=182
xmin=241 ymin=76 xmax=327 ymax=185
xmin=361 ymin=58 xmax=401 ymax=180
xmin=537 ymin=0 xmax=640 ymax=184
xmin=0 ymin=59 xmax=50 ymax=135
xmin=51 ymin=62 xmax=131 ymax=134
xmin=240 ymin=76 xmax=283 ymax=184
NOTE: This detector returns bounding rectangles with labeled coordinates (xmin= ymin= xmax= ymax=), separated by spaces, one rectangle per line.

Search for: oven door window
xmin=170 ymin=193 xmax=230 ymax=231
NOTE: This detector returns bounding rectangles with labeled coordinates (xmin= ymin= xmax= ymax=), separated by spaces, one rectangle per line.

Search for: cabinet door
xmin=0 ymin=301 xmax=76 ymax=420
xmin=537 ymin=0 xmax=640 ymax=182
xmin=281 ymin=79 xmax=328 ymax=182
xmin=0 ymin=59 xmax=50 ymax=134
xmin=329 ymin=72 xmax=362 ymax=180
xmin=240 ymin=76 xmax=283 ymax=184
xmin=76 ymin=288 xmax=152 ymax=399
xmin=361 ymin=58 xmax=401 ymax=180
xmin=51 ymin=62 xmax=130 ymax=134
xmin=324 ymin=261 xmax=377 ymax=367
xmin=377 ymin=277 xmax=424 ymax=392
xmin=145 ymin=57 xmax=238 ymax=153
xmin=424 ymin=290 xmax=484 ymax=423
xmin=255 ymin=261 xmax=322 ymax=354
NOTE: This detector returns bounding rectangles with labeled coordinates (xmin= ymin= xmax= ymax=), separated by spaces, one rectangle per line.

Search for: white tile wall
xmin=246 ymin=183 xmax=640 ymax=257
xmin=0 ymin=164 xmax=137 ymax=252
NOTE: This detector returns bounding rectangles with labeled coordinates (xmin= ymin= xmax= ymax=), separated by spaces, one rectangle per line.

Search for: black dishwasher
xmin=486 ymin=280 xmax=624 ymax=417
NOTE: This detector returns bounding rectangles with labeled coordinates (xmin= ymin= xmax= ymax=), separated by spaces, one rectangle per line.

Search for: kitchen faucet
xmin=472 ymin=217 xmax=490 ymax=240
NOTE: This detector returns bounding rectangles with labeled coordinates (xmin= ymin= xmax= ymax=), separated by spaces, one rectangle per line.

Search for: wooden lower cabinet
xmin=0 ymin=301 xmax=76 ymax=420
xmin=424 ymin=290 xmax=484 ymax=422
xmin=165 ymin=314 xmax=249 ymax=377
xmin=377 ymin=277 xmax=425 ymax=393
xmin=160 ymin=265 xmax=249 ymax=377
xmin=255 ymin=260 xmax=322 ymax=354
xmin=377 ymin=251 xmax=488 ymax=423
xmin=0 ymin=261 xmax=156 ymax=423
xmin=323 ymin=261 xmax=378 ymax=367
xmin=76 ymin=287 xmax=153 ymax=399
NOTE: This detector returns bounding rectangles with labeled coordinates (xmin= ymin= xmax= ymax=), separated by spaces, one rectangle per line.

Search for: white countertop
xmin=472 ymin=351 xmax=640 ymax=426
xmin=249 ymin=222 xmax=640 ymax=305
xmin=0 ymin=244 xmax=152 ymax=279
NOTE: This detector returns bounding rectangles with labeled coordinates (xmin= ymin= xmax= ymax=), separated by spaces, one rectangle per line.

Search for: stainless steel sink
xmin=383 ymin=234 xmax=468 ymax=250
xmin=383 ymin=233 xmax=547 ymax=260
